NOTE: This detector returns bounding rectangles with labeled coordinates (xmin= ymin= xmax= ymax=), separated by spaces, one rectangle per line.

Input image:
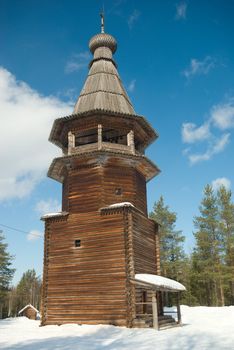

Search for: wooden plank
xmin=177 ymin=293 xmax=182 ymax=325
xmin=152 ymin=293 xmax=159 ymax=330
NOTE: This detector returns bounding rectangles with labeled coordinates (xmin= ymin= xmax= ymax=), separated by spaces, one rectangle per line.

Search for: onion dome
xmin=89 ymin=33 xmax=117 ymax=54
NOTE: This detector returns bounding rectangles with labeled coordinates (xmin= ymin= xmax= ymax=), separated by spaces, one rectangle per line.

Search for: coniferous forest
xmin=150 ymin=184 xmax=234 ymax=307
xmin=0 ymin=183 xmax=234 ymax=318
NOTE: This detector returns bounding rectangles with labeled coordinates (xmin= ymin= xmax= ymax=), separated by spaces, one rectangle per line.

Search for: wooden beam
xmin=98 ymin=124 xmax=102 ymax=150
xmin=152 ymin=292 xmax=159 ymax=330
xmin=68 ymin=131 xmax=75 ymax=155
xmin=176 ymin=292 xmax=182 ymax=325
xmin=127 ymin=130 xmax=135 ymax=154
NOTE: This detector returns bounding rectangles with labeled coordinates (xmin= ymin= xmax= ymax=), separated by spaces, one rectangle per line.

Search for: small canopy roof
xmin=101 ymin=202 xmax=134 ymax=210
xmin=18 ymin=304 xmax=39 ymax=315
xmin=132 ymin=274 xmax=186 ymax=292
xmin=41 ymin=211 xmax=69 ymax=221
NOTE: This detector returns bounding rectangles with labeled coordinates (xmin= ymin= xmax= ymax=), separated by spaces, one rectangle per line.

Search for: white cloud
xmin=35 ymin=199 xmax=61 ymax=216
xmin=0 ymin=67 xmax=73 ymax=201
xmin=65 ymin=51 xmax=90 ymax=74
xmin=188 ymin=133 xmax=230 ymax=165
xmin=183 ymin=56 xmax=216 ymax=79
xmin=27 ymin=229 xmax=43 ymax=241
xmin=59 ymin=88 xmax=77 ymax=101
xmin=212 ymin=133 xmax=230 ymax=152
xmin=182 ymin=147 xmax=191 ymax=156
xmin=182 ymin=122 xmax=210 ymax=143
xmin=128 ymin=9 xmax=140 ymax=29
xmin=175 ymin=2 xmax=187 ymax=20
xmin=211 ymin=101 xmax=234 ymax=130
xmin=0 ymin=176 xmax=40 ymax=201
xmin=182 ymin=96 xmax=234 ymax=164
xmin=128 ymin=79 xmax=136 ymax=92
xmin=108 ymin=0 xmax=126 ymax=16
xmin=212 ymin=177 xmax=231 ymax=191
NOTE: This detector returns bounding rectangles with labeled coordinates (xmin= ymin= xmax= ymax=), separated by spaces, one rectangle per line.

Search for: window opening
xmin=75 ymin=128 xmax=98 ymax=146
xmin=102 ymin=128 xmax=127 ymax=145
xmin=75 ymin=240 xmax=81 ymax=247
xmin=115 ymin=188 xmax=122 ymax=195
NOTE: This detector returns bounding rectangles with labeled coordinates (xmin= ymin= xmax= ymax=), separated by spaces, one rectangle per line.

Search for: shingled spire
xmin=73 ymin=21 xmax=135 ymax=115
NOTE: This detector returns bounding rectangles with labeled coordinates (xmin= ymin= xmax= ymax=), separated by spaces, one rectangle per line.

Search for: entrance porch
xmin=130 ymin=274 xmax=186 ymax=330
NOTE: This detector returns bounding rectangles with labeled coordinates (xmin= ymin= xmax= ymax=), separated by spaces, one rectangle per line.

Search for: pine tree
xmin=179 ymin=256 xmax=199 ymax=306
xmin=0 ymin=231 xmax=15 ymax=318
xmin=150 ymin=196 xmax=186 ymax=281
xmin=14 ymin=269 xmax=41 ymax=313
xmin=193 ymin=185 xmax=224 ymax=306
xmin=217 ymin=185 xmax=234 ymax=304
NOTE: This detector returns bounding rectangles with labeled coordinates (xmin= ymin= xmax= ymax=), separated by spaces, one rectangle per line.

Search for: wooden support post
xmin=68 ymin=131 xmax=75 ymax=155
xmin=127 ymin=130 xmax=135 ymax=154
xmin=176 ymin=293 xmax=182 ymax=325
xmin=155 ymin=224 xmax=161 ymax=275
xmin=98 ymin=124 xmax=102 ymax=150
xmin=152 ymin=292 xmax=159 ymax=330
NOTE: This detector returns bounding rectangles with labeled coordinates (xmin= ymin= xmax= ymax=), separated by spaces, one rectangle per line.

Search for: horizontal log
xmin=44 ymin=319 xmax=127 ymax=326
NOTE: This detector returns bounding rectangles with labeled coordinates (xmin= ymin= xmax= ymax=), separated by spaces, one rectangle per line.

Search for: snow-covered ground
xmin=1 ymin=306 xmax=234 ymax=350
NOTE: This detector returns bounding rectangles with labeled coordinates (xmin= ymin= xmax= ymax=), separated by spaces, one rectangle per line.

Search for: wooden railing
xmin=68 ymin=141 xmax=136 ymax=156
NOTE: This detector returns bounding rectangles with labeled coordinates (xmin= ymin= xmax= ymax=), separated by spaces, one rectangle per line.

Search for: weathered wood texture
xmin=19 ymin=307 xmax=38 ymax=320
xmin=130 ymin=210 xmax=160 ymax=320
xmin=42 ymin=148 xmax=159 ymax=328
xmin=42 ymin=196 xmax=159 ymax=327
xmin=62 ymin=161 xmax=147 ymax=215
xmin=42 ymin=211 xmax=129 ymax=326
xmin=62 ymin=175 xmax=69 ymax=211
xmin=74 ymin=52 xmax=135 ymax=115
xmin=42 ymin=28 xmax=160 ymax=328
xmin=132 ymin=211 xmax=158 ymax=275
xmin=50 ymin=112 xmax=157 ymax=155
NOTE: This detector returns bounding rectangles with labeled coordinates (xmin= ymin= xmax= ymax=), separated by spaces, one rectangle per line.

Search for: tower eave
xmin=47 ymin=151 xmax=160 ymax=184
xmin=49 ymin=110 xmax=158 ymax=150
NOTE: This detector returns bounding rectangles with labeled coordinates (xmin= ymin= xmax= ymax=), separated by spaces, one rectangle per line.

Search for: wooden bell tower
xmin=41 ymin=18 xmax=161 ymax=327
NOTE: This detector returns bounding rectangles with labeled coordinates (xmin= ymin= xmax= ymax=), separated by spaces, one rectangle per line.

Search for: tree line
xmin=0 ymin=183 xmax=233 ymax=318
xmin=150 ymin=184 xmax=234 ymax=306
xmin=0 ymin=231 xmax=41 ymax=318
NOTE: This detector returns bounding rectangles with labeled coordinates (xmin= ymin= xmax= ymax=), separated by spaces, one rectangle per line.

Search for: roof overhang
xmin=47 ymin=150 xmax=160 ymax=183
xmin=41 ymin=212 xmax=69 ymax=221
xmin=49 ymin=110 xmax=158 ymax=150
xmin=131 ymin=274 xmax=186 ymax=293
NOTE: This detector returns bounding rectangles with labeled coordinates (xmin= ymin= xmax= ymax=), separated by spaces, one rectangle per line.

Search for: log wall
xmin=42 ymin=155 xmax=159 ymax=327
xmin=62 ymin=161 xmax=147 ymax=215
xmin=67 ymin=166 xmax=103 ymax=213
xmin=21 ymin=308 xmax=37 ymax=320
xmin=132 ymin=211 xmax=158 ymax=275
xmin=131 ymin=210 xmax=159 ymax=315
xmin=42 ymin=211 xmax=129 ymax=326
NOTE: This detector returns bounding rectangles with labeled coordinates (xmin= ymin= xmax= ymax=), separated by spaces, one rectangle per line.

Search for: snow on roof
xmin=18 ymin=304 xmax=39 ymax=315
xmin=103 ymin=202 xmax=134 ymax=209
xmin=134 ymin=274 xmax=186 ymax=292
xmin=41 ymin=212 xmax=68 ymax=220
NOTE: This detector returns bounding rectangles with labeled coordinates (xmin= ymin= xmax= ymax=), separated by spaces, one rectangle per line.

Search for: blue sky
xmin=0 ymin=0 xmax=234 ymax=284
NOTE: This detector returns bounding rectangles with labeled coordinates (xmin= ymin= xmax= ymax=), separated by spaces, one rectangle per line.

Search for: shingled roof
xmin=73 ymin=32 xmax=135 ymax=115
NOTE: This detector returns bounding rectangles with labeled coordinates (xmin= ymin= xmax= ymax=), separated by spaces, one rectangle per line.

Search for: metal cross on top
xmin=100 ymin=11 xmax=105 ymax=33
